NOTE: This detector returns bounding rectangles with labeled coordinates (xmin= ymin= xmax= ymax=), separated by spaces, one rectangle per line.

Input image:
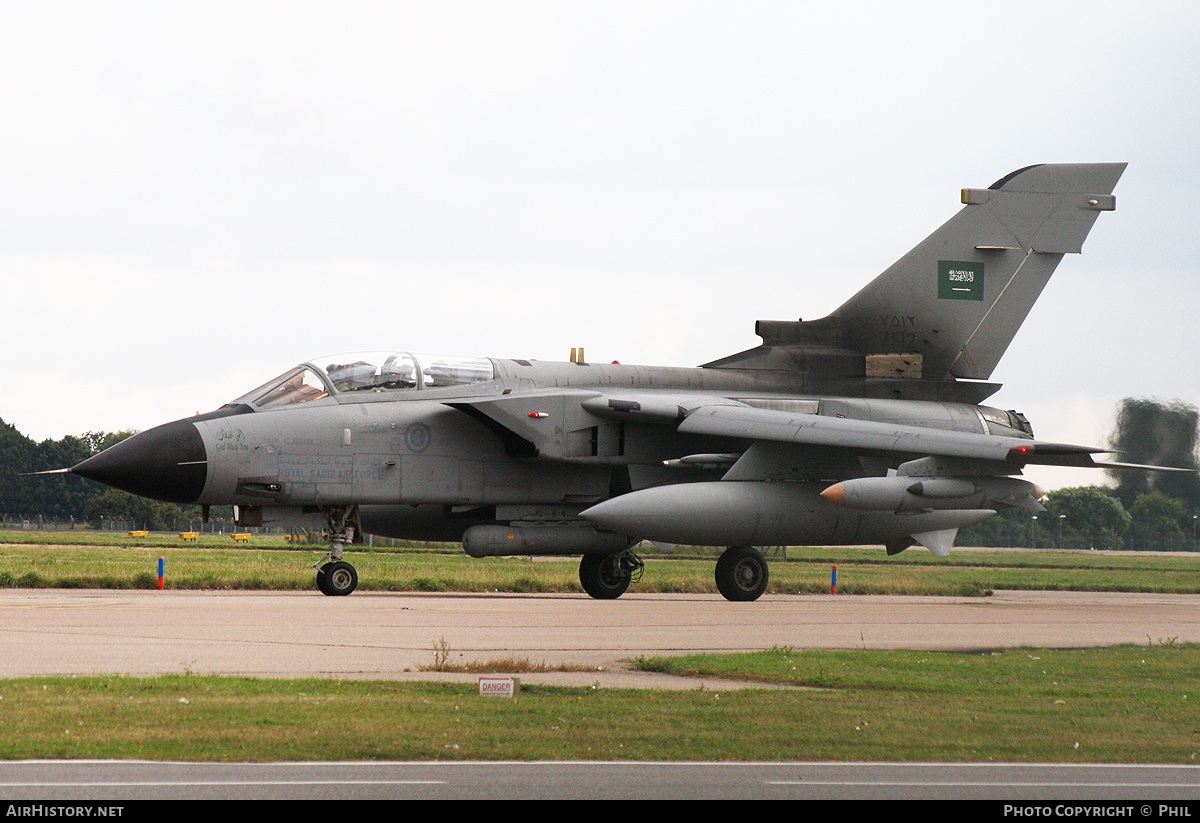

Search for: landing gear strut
xmin=715 ymin=546 xmax=769 ymax=601
xmin=315 ymin=506 xmax=361 ymax=596
xmin=579 ymin=548 xmax=644 ymax=600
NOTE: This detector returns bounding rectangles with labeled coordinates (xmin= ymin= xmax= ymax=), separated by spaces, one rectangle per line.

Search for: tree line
xmin=0 ymin=423 xmax=214 ymax=530
xmin=2 ymin=398 xmax=1198 ymax=548
xmin=962 ymin=399 xmax=1199 ymax=551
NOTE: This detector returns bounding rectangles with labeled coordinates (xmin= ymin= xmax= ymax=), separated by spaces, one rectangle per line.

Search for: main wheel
xmin=318 ymin=561 xmax=358 ymax=596
xmin=715 ymin=546 xmax=769 ymax=601
xmin=579 ymin=552 xmax=631 ymax=600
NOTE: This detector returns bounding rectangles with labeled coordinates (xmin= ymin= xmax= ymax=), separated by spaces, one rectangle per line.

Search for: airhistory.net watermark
xmin=6 ymin=807 xmax=123 ymax=818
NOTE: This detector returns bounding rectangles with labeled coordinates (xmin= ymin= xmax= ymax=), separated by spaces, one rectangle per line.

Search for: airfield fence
xmin=0 ymin=516 xmax=296 ymax=538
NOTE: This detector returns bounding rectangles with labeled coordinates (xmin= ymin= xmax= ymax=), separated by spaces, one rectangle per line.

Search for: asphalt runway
xmin=3 ymin=589 xmax=1198 ymax=801
xmin=1 ymin=588 xmax=1197 ymax=686
xmin=1 ymin=760 xmax=1198 ymax=801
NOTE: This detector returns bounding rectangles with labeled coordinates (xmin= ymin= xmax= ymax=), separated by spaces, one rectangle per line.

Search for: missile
xmin=820 ymin=475 xmax=1045 ymax=513
xmin=661 ymin=453 xmax=741 ymax=469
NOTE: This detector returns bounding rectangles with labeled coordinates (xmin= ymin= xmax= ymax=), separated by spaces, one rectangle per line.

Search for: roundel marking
xmin=405 ymin=423 xmax=432 ymax=453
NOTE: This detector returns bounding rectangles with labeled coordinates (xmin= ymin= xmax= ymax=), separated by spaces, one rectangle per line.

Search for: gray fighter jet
xmin=72 ymin=163 xmax=1137 ymax=600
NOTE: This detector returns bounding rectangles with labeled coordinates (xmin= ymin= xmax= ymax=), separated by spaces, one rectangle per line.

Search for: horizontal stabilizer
xmin=1098 ymin=460 xmax=1199 ymax=473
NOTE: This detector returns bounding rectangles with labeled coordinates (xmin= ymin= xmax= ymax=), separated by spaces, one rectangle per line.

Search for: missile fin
xmin=910 ymin=527 xmax=959 ymax=558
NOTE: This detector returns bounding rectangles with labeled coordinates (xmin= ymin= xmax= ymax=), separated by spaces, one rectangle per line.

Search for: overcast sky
xmin=3 ymin=1 xmax=1198 ymax=490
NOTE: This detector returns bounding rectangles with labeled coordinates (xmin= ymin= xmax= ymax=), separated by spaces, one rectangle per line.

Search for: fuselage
xmin=71 ymin=351 xmax=1035 ymax=546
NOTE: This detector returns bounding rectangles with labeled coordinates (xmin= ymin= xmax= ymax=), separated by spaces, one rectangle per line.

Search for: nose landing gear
xmin=315 ymin=506 xmax=362 ymax=596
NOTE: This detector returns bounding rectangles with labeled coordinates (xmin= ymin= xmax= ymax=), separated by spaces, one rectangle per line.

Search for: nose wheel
xmin=316 ymin=561 xmax=358 ymax=596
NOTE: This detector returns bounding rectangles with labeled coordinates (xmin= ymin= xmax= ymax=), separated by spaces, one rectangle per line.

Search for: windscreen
xmin=242 ymin=352 xmax=496 ymax=409
xmin=311 ymin=352 xmax=495 ymax=393
xmin=252 ymin=368 xmax=330 ymax=408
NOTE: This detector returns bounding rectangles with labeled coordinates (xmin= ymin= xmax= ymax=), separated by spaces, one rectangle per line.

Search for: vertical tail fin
xmin=706 ymin=163 xmax=1125 ymax=393
xmin=832 ymin=163 xmax=1126 ymax=380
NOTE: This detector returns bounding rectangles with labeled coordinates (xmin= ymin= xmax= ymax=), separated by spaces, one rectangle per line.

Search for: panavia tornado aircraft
xmin=71 ymin=162 xmax=1139 ymax=601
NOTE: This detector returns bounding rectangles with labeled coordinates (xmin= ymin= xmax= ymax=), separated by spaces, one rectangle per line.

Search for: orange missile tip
xmin=820 ymin=483 xmax=846 ymax=505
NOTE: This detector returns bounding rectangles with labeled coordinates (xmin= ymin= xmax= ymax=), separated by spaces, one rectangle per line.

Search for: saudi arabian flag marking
xmin=938 ymin=260 xmax=984 ymax=301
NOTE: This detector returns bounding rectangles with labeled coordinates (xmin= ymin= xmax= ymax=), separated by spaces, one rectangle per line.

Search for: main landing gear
xmin=578 ymin=548 xmax=644 ymax=599
xmin=315 ymin=506 xmax=361 ymax=597
xmin=577 ymin=545 xmax=770 ymax=602
xmin=714 ymin=545 xmax=769 ymax=601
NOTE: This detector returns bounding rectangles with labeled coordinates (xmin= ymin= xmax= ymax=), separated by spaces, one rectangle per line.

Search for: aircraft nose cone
xmin=71 ymin=418 xmax=207 ymax=504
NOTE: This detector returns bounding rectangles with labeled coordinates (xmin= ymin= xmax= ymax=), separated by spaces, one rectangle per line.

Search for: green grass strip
xmin=0 ymin=645 xmax=1195 ymax=763
xmin=1 ymin=534 xmax=1199 ymax=596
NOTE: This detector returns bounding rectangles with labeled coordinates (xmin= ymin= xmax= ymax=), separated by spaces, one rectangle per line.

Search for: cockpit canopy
xmin=245 ymin=352 xmax=495 ymax=409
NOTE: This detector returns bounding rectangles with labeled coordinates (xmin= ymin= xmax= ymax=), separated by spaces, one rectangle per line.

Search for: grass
xmin=1 ymin=530 xmax=1199 ymax=595
xmin=0 ymin=531 xmax=1197 ymax=764
xmin=0 ymin=644 xmax=1194 ymax=763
